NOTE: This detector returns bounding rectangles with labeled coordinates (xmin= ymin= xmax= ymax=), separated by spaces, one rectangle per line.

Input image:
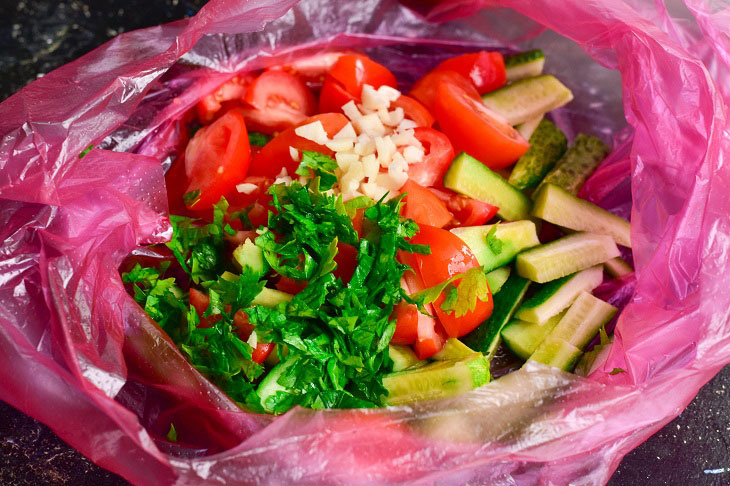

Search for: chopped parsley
xmin=485 ymin=223 xmax=503 ymax=255
xmin=248 ymin=132 xmax=271 ymax=147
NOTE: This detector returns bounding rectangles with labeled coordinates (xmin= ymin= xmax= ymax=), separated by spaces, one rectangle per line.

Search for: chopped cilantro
xmin=295 ymin=151 xmax=339 ymax=190
xmin=248 ymin=132 xmax=271 ymax=147
xmin=412 ymin=266 xmax=491 ymax=318
xmin=485 ymin=223 xmax=503 ymax=255
xmin=78 ymin=145 xmax=94 ymax=158
xmin=609 ymin=367 xmax=626 ymax=375
xmin=166 ymin=424 xmax=178 ymax=442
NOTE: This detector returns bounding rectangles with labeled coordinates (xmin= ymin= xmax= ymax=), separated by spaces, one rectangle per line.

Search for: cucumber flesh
xmin=549 ymin=292 xmax=617 ymax=349
xmin=389 ymin=344 xmax=422 ymax=372
xmin=515 ymin=114 xmax=543 ymax=140
xmin=252 ymin=287 xmax=293 ymax=308
xmin=501 ymin=310 xmax=565 ymax=360
xmin=516 ymin=232 xmax=620 ymax=283
xmin=486 ymin=266 xmax=511 ymax=294
xmin=233 ymin=238 xmax=269 ymax=279
xmin=514 ymin=265 xmax=603 ymax=323
xmin=463 ymin=274 xmax=531 ymax=359
xmin=382 ymin=353 xmax=490 ymax=405
xmin=604 ymin=257 xmax=633 ymax=278
xmin=257 ymin=355 xmax=298 ymax=413
xmin=481 ymin=75 xmax=574 ymax=126
xmin=528 ymin=336 xmax=582 ymax=371
xmin=504 ymin=49 xmax=545 ymax=82
xmin=509 ymin=120 xmax=568 ymax=191
xmin=451 ymin=220 xmax=540 ymax=271
xmin=532 ymin=183 xmax=631 ymax=248
xmin=444 ymin=153 xmax=532 ymax=221
xmin=433 ymin=338 xmax=476 ymax=361
xmin=533 ymin=134 xmax=610 ymax=197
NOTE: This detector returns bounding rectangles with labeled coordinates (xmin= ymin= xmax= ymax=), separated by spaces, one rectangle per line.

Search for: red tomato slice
xmin=274 ymin=51 xmax=355 ymax=85
xmin=406 ymin=127 xmax=455 ymax=187
xmin=391 ymin=95 xmax=435 ymax=127
xmin=406 ymin=225 xmax=493 ymax=337
xmin=189 ymin=288 xmax=222 ymax=329
xmin=196 ymin=74 xmax=254 ymax=123
xmin=333 ymin=243 xmax=358 ymax=283
xmin=184 ymin=109 xmax=251 ymax=210
xmin=240 ymin=70 xmax=316 ymax=134
xmin=401 ymin=180 xmax=452 ymax=228
xmin=248 ymin=113 xmax=348 ymax=178
xmin=433 ymin=81 xmax=529 ymax=170
xmin=233 ymin=310 xmax=275 ymax=364
xmin=402 ymin=269 xmax=446 ymax=359
xmin=434 ymin=51 xmax=506 ymax=95
xmin=275 ymin=276 xmax=307 ymax=295
xmin=391 ymin=302 xmax=419 ymax=345
xmin=410 ymin=70 xmax=480 ymax=114
xmin=318 ymin=76 xmax=358 ymax=113
xmin=327 ymin=55 xmax=397 ymax=98
xmin=428 ymin=187 xmax=499 ymax=227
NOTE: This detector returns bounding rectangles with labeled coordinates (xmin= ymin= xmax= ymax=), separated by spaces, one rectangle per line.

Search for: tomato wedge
xmin=318 ymin=76 xmax=358 ymax=113
xmin=189 ymin=288 xmax=222 ymax=329
xmin=429 ymin=187 xmax=499 ymax=227
xmin=248 ymin=113 xmax=348 ymax=178
xmin=410 ymin=70 xmax=480 ymax=113
xmin=319 ymin=54 xmax=397 ymax=113
xmin=184 ymin=109 xmax=251 ymax=210
xmin=405 ymin=225 xmax=493 ymax=337
xmin=233 ymin=310 xmax=274 ymax=364
xmin=434 ymin=51 xmax=506 ymax=95
xmin=406 ymin=127 xmax=455 ymax=187
xmin=273 ymin=51 xmax=354 ymax=85
xmin=391 ymin=302 xmax=418 ymax=345
xmin=402 ymin=269 xmax=446 ymax=359
xmin=391 ymin=95 xmax=434 ymax=127
xmin=433 ymin=80 xmax=529 ymax=169
xmin=241 ymin=70 xmax=316 ymax=134
xmin=196 ymin=74 xmax=254 ymax=123
xmin=401 ymin=180 xmax=452 ymax=228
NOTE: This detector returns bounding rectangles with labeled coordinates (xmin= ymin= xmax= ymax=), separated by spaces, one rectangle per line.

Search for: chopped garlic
xmin=397 ymin=119 xmax=418 ymax=131
xmin=342 ymin=101 xmax=363 ymax=121
xmin=387 ymin=107 xmax=405 ymax=126
xmin=353 ymin=113 xmax=387 ymax=137
xmin=361 ymin=154 xmax=379 ymax=179
xmin=361 ymin=84 xmax=388 ymax=111
xmin=289 ymin=146 xmax=300 ymax=162
xmin=335 ymin=152 xmax=359 ymax=171
xmin=246 ymin=330 xmax=258 ymax=349
xmin=326 ymin=138 xmax=355 ymax=153
xmin=295 ymin=121 xmax=329 ymax=145
xmin=376 ymin=171 xmax=407 ymax=192
xmin=376 ymin=107 xmax=393 ymax=126
xmin=236 ymin=183 xmax=258 ymax=194
xmin=389 ymin=152 xmax=409 ymax=174
xmin=377 ymin=85 xmax=401 ymax=103
xmin=340 ymin=161 xmax=366 ymax=194
xmin=403 ymin=145 xmax=425 ymax=164
xmin=354 ymin=135 xmax=376 ymax=156
xmin=361 ymin=182 xmax=388 ymax=201
xmin=375 ymin=136 xmax=397 ymax=167
xmin=333 ymin=122 xmax=357 ymax=140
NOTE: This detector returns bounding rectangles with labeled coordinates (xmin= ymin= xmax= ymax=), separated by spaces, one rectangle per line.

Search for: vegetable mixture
xmin=121 ymin=48 xmax=630 ymax=415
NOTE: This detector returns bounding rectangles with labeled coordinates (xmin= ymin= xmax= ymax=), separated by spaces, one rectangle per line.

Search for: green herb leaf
xmin=166 ymin=424 xmax=178 ymax=442
xmin=609 ymin=367 xmax=626 ymax=375
xmin=183 ymin=189 xmax=201 ymax=207
xmin=78 ymin=144 xmax=95 ymax=158
xmin=295 ymin=151 xmax=339 ymax=190
xmin=249 ymin=132 xmax=271 ymax=147
xmin=485 ymin=223 xmax=503 ymax=255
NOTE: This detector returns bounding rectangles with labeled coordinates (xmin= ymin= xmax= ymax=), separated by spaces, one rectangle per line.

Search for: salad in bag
xmin=1 ymin=0 xmax=729 ymax=484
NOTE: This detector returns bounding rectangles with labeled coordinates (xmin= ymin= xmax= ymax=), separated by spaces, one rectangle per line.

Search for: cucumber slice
xmin=528 ymin=336 xmax=582 ymax=371
xmin=504 ymin=49 xmax=545 ymax=82
xmin=481 ymin=75 xmax=574 ymax=126
xmin=549 ymin=292 xmax=617 ymax=349
xmin=233 ymin=238 xmax=269 ymax=279
xmin=515 ymin=114 xmax=543 ymax=140
xmin=451 ymin=220 xmax=540 ymax=271
xmin=516 ymin=232 xmax=620 ymax=283
xmin=501 ymin=310 xmax=565 ymax=360
xmin=444 ymin=153 xmax=532 ymax=221
xmin=463 ymin=274 xmax=531 ymax=359
xmin=604 ymin=257 xmax=633 ymax=278
xmin=257 ymin=355 xmax=298 ymax=413
xmin=532 ymin=183 xmax=631 ymax=248
xmin=251 ymin=287 xmax=293 ymax=307
xmin=514 ymin=265 xmax=603 ymax=323
xmin=389 ymin=344 xmax=422 ymax=372
xmin=433 ymin=338 xmax=476 ymax=361
xmin=533 ymin=134 xmax=610 ymax=197
xmin=509 ymin=120 xmax=568 ymax=191
xmin=486 ymin=266 xmax=511 ymax=294
xmin=382 ymin=353 xmax=490 ymax=405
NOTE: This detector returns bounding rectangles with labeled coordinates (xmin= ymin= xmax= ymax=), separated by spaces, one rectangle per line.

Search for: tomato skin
xmin=435 ymin=52 xmax=506 ymax=95
xmin=196 ymin=75 xmax=254 ymax=123
xmin=333 ymin=243 xmax=358 ymax=283
xmin=273 ymin=51 xmax=355 ymax=85
xmin=401 ymin=180 xmax=452 ymax=228
xmin=391 ymin=302 xmax=419 ymax=345
xmin=318 ymin=76 xmax=358 ymax=113
xmin=327 ymin=55 xmax=397 ymax=98
xmin=190 ymin=288 xmax=222 ymax=329
xmin=410 ymin=70 xmax=479 ymax=113
xmin=406 ymin=127 xmax=455 ymax=187
xmin=276 ymin=276 xmax=307 ymax=295
xmin=402 ymin=269 xmax=446 ymax=359
xmin=391 ymin=95 xmax=434 ymax=127
xmin=428 ymin=187 xmax=499 ymax=227
xmin=249 ymin=113 xmax=348 ymax=178
xmin=184 ymin=109 xmax=251 ymax=210
xmin=433 ymin=81 xmax=529 ymax=170
xmin=406 ymin=225 xmax=494 ymax=337
xmin=241 ymin=70 xmax=316 ymax=134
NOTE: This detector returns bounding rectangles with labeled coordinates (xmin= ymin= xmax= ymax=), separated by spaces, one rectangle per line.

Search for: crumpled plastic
xmin=1 ymin=0 xmax=729 ymax=484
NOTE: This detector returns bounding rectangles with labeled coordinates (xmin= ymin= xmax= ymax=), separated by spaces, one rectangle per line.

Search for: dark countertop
xmin=1 ymin=1 xmax=728 ymax=485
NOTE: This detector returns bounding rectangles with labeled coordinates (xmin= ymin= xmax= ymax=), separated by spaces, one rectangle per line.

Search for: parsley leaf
xmin=485 ymin=223 xmax=503 ymax=255
xmin=248 ymin=132 xmax=271 ymax=147
xmin=183 ymin=189 xmax=201 ymax=207
xmin=295 ymin=151 xmax=339 ymax=190
xmin=166 ymin=424 xmax=178 ymax=442
xmin=609 ymin=367 xmax=626 ymax=375
xmin=411 ymin=267 xmax=491 ymax=318
xmin=78 ymin=144 xmax=95 ymax=158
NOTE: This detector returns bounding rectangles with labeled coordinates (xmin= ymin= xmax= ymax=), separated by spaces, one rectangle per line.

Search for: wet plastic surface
xmin=1 ymin=0 xmax=729 ymax=485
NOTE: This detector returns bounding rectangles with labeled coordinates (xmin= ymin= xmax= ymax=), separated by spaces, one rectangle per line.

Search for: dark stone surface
xmin=1 ymin=1 xmax=728 ymax=485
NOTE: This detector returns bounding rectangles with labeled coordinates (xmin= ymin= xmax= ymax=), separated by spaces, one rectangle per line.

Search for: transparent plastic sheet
xmin=0 ymin=0 xmax=729 ymax=484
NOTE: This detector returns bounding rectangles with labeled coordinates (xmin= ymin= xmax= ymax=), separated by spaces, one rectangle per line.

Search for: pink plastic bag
xmin=1 ymin=0 xmax=729 ymax=484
